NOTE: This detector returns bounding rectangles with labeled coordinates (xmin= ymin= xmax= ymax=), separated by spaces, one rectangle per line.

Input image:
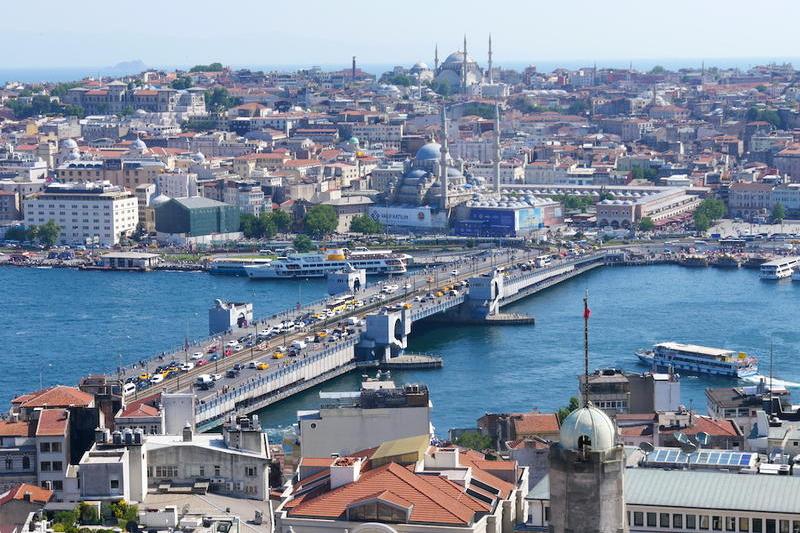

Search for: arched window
xmin=22 ymin=456 xmax=30 ymax=470
xmin=577 ymin=435 xmax=592 ymax=451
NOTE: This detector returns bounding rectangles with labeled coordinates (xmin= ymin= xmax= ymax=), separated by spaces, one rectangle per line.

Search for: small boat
xmin=636 ymin=342 xmax=758 ymax=378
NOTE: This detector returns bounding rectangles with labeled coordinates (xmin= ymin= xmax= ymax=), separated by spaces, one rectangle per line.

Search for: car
xmin=209 ymin=353 xmax=221 ymax=362
xmin=225 ymin=369 xmax=240 ymax=379
xmin=225 ymin=340 xmax=238 ymax=347
xmin=210 ymin=373 xmax=223 ymax=381
xmin=196 ymin=359 xmax=209 ymax=367
xmin=256 ymin=362 xmax=270 ymax=370
xmin=248 ymin=361 xmax=260 ymax=369
xmin=191 ymin=352 xmax=204 ymax=360
xmin=138 ymin=373 xmax=151 ymax=381
xmin=451 ymin=269 xmax=459 ymax=276
xmin=150 ymin=374 xmax=164 ymax=385
xmin=272 ymin=352 xmax=285 ymax=359
xmin=403 ymin=282 xmax=412 ymax=290
xmin=233 ymin=363 xmax=244 ymax=371
xmin=180 ymin=362 xmax=195 ymax=371
xmin=206 ymin=345 xmax=218 ymax=353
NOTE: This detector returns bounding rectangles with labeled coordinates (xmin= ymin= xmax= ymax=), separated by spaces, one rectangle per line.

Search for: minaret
xmin=439 ymin=105 xmax=449 ymax=210
xmin=461 ymin=34 xmax=468 ymax=94
xmin=493 ymin=103 xmax=501 ymax=190
xmin=487 ymin=33 xmax=493 ymax=84
xmin=434 ymin=44 xmax=439 ymax=71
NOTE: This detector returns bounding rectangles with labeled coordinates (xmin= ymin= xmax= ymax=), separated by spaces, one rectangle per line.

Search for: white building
xmin=23 ymin=181 xmax=138 ymax=245
xmin=154 ymin=172 xmax=199 ymax=199
xmin=223 ymin=180 xmax=266 ymax=216
xmin=298 ymin=382 xmax=432 ymax=457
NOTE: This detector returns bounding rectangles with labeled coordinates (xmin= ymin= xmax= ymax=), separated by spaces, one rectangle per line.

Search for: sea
xmin=1 ymin=264 xmax=798 ymax=436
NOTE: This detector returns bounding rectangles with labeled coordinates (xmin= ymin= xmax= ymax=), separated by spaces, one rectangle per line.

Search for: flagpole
xmin=583 ymin=289 xmax=590 ymax=407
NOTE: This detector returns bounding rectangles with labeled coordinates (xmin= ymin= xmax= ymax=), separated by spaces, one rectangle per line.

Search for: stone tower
xmin=439 ymin=105 xmax=449 ymax=210
xmin=548 ymin=292 xmax=627 ymax=533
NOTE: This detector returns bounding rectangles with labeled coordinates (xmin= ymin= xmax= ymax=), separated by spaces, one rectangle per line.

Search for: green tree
xmin=293 ymin=234 xmax=316 ymax=253
xmin=239 ymin=213 xmax=259 ymax=238
xmin=303 ymin=204 xmax=338 ymax=239
xmin=349 ymin=214 xmax=383 ymax=234
xmin=455 ymin=431 xmax=493 ymax=452
xmin=268 ymin=209 xmax=292 ymax=232
xmin=36 ymin=220 xmax=61 ymax=247
xmin=77 ymin=502 xmax=100 ymax=525
xmin=204 ymin=87 xmax=241 ymax=113
xmin=638 ymin=217 xmax=655 ymax=232
xmin=171 ymin=76 xmax=193 ymax=90
xmin=567 ymin=100 xmax=589 ymax=115
xmin=557 ymin=396 xmax=581 ymax=422
xmin=4 ymin=225 xmax=30 ymax=241
xmin=772 ymin=202 xmax=786 ymax=223
xmin=190 ymin=62 xmax=224 ymax=72
xmin=649 ymin=65 xmax=666 ymax=74
xmin=257 ymin=211 xmax=277 ymax=239
xmin=693 ymin=212 xmax=711 ymax=233
xmin=110 ymin=500 xmax=138 ymax=523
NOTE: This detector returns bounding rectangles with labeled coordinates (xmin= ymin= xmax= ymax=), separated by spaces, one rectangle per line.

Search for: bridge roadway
xmin=125 ymin=249 xmax=528 ymax=400
xmin=126 ymin=250 xmax=607 ymax=429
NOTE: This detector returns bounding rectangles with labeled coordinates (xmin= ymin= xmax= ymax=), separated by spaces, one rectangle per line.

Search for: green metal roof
xmin=528 ymin=469 xmax=800 ymax=515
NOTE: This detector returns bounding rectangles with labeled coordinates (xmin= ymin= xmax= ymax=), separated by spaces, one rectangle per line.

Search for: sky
xmin=2 ymin=0 xmax=800 ymax=70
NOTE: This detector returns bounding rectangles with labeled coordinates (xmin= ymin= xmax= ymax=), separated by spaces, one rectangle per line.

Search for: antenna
xmin=582 ymin=289 xmax=591 ymax=407
xmin=769 ymin=340 xmax=774 ymax=415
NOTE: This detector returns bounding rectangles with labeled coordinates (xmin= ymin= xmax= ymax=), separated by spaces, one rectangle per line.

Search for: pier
xmin=117 ymin=250 xmax=610 ymax=430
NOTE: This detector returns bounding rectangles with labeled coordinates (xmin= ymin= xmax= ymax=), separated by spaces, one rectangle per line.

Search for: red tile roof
xmin=17 ymin=386 xmax=93 ymax=409
xmin=0 ymin=483 xmax=52 ymax=506
xmin=35 ymin=409 xmax=69 ymax=437
xmin=119 ymin=403 xmax=159 ymax=418
xmin=512 ymin=413 xmax=560 ymax=435
xmin=288 ymin=463 xmax=488 ymax=525
xmin=0 ymin=421 xmax=32 ymax=437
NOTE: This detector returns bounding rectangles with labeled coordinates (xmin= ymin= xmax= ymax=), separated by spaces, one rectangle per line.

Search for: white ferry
xmin=760 ymin=256 xmax=800 ymax=280
xmin=208 ymin=256 xmax=273 ymax=276
xmin=635 ymin=342 xmax=758 ymax=378
xmin=244 ymin=249 xmax=411 ymax=279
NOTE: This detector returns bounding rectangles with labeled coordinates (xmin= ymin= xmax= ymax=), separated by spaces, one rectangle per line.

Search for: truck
xmin=195 ymin=374 xmax=214 ymax=390
xmin=290 ymin=340 xmax=307 ymax=350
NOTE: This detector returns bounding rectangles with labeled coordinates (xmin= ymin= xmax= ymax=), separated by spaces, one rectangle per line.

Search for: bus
xmin=719 ymin=238 xmax=746 ymax=251
xmin=327 ymin=294 xmax=356 ymax=313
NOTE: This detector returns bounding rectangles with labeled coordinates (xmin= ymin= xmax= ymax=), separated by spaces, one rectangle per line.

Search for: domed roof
xmin=192 ymin=151 xmax=206 ymax=163
xmin=348 ymin=136 xmax=359 ymax=145
xmin=443 ymin=51 xmax=475 ymax=65
xmin=131 ymin=137 xmax=147 ymax=152
xmin=411 ymin=61 xmax=429 ymax=71
xmin=415 ymin=142 xmax=442 ymax=161
xmin=560 ymin=405 xmax=616 ymax=452
xmin=407 ymin=169 xmax=429 ymax=180
xmin=61 ymin=138 xmax=78 ymax=150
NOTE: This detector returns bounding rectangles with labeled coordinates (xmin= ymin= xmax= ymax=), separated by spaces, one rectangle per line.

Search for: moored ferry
xmin=245 ymin=248 xmax=411 ymax=279
xmin=759 ymin=256 xmax=800 ymax=280
xmin=208 ymin=256 xmax=273 ymax=276
xmin=635 ymin=342 xmax=758 ymax=378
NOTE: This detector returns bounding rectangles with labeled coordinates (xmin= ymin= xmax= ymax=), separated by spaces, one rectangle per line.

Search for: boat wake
xmin=741 ymin=374 xmax=800 ymax=388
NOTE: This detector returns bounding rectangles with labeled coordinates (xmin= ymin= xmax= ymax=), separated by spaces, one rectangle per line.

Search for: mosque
xmin=408 ymin=36 xmax=489 ymax=93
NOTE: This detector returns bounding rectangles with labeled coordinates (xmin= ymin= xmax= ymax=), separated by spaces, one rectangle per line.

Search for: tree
xmin=638 ymin=217 xmax=655 ymax=232
xmin=557 ymin=396 xmax=581 ymax=422
xmin=303 ymin=205 xmax=338 ymax=239
xmin=693 ymin=212 xmax=711 ymax=233
xmin=349 ymin=214 xmax=383 ymax=234
xmin=37 ymin=220 xmax=61 ymax=247
xmin=772 ymin=202 xmax=786 ymax=223
xmin=190 ymin=62 xmax=224 ymax=72
xmin=293 ymin=234 xmax=316 ymax=253
xmin=111 ymin=500 xmax=138 ymax=523
xmin=4 ymin=224 xmax=29 ymax=242
xmin=240 ymin=213 xmax=259 ymax=238
xmin=170 ymin=76 xmax=193 ymax=90
xmin=649 ymin=65 xmax=667 ymax=74
xmin=204 ymin=87 xmax=241 ymax=113
xmin=269 ymin=209 xmax=292 ymax=232
xmin=455 ymin=431 xmax=493 ymax=452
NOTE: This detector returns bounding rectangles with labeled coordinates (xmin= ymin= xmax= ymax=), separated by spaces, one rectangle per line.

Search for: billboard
xmin=368 ymin=205 xmax=448 ymax=229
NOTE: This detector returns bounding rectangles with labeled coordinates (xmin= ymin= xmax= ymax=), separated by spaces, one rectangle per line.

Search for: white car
xmin=150 ymin=374 xmax=164 ymax=385
xmin=191 ymin=352 xmax=204 ymax=360
xmin=225 ymin=340 xmax=239 ymax=348
xmin=210 ymin=373 xmax=223 ymax=381
xmin=180 ymin=362 xmax=195 ymax=371
xmin=451 ymin=269 xmax=459 ymax=276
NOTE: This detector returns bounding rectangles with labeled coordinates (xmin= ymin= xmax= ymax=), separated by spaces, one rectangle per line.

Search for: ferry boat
xmin=244 ymin=249 xmax=411 ymax=279
xmin=759 ymin=256 xmax=800 ymax=280
xmin=635 ymin=342 xmax=758 ymax=378
xmin=208 ymin=256 xmax=273 ymax=276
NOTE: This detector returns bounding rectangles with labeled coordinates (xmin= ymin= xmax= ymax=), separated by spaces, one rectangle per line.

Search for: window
xmin=740 ymin=518 xmax=750 ymax=532
xmin=110 ymin=479 xmax=119 ymax=490
xmin=40 ymin=442 xmax=51 ymax=453
xmin=686 ymin=515 xmax=697 ymax=529
xmin=661 ymin=513 xmax=671 ymax=527
xmin=4 ymin=459 xmax=11 ymax=470
xmin=793 ymin=521 xmax=800 ymax=533
xmin=22 ymin=457 xmax=29 ymax=470
xmin=674 ymin=514 xmax=684 ymax=529
xmin=214 ymin=465 xmax=221 ymax=477
xmin=51 ymin=442 xmax=61 ymax=453
xmin=155 ymin=465 xmax=178 ymax=478
xmin=52 ymin=461 xmax=63 ymax=471
xmin=647 ymin=512 xmax=657 ymax=527
xmin=52 ymin=480 xmax=63 ymax=491
xmin=40 ymin=462 xmax=51 ymax=472
xmin=781 ymin=521 xmax=790 ymax=533
xmin=700 ymin=515 xmax=710 ymax=530
xmin=727 ymin=516 xmax=736 ymax=531
xmin=713 ymin=516 xmax=722 ymax=531
xmin=199 ymin=466 xmax=205 ymax=477
xmin=245 ymin=466 xmax=256 ymax=477
xmin=753 ymin=518 xmax=763 ymax=533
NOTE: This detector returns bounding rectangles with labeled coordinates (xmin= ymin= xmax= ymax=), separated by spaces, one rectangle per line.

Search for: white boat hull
xmin=635 ymin=350 xmax=757 ymax=378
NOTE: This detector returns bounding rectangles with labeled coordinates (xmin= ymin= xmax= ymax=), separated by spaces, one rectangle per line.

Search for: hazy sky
xmin=2 ymin=0 xmax=800 ymax=69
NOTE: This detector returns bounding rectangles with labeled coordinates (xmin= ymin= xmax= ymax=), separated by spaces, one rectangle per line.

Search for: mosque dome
xmin=62 ymin=138 xmax=78 ymax=150
xmin=131 ymin=137 xmax=148 ymax=153
xmin=443 ymin=51 xmax=476 ymax=66
xmin=415 ymin=142 xmax=442 ymax=161
xmin=135 ymin=109 xmax=148 ymax=117
xmin=192 ymin=151 xmax=206 ymax=163
xmin=411 ymin=61 xmax=429 ymax=71
xmin=407 ymin=169 xmax=429 ymax=180
xmin=348 ymin=136 xmax=360 ymax=146
xmin=559 ymin=404 xmax=616 ymax=452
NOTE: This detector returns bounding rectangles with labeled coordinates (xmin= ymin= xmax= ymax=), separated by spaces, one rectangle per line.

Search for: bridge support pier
xmin=356 ymin=309 xmax=412 ymax=363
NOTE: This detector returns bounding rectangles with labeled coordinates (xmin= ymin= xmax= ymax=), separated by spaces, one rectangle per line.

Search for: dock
xmin=379 ymin=354 xmax=443 ymax=370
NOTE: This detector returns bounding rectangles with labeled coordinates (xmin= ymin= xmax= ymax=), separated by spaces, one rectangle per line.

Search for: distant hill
xmin=105 ymin=60 xmax=148 ymax=75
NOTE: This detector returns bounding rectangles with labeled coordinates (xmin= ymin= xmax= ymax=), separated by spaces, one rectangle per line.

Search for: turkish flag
xmin=583 ymin=305 xmax=591 ymax=319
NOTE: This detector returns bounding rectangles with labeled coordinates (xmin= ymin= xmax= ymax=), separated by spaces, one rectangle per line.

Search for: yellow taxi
xmin=256 ymin=362 xmax=270 ymax=370
xmin=272 ymin=352 xmax=285 ymax=359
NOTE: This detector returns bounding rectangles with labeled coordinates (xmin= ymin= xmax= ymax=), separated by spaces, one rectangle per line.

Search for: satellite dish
xmin=639 ymin=442 xmax=654 ymax=454
xmin=675 ymin=432 xmax=689 ymax=445
xmin=696 ymin=432 xmax=710 ymax=446
xmin=680 ymin=441 xmax=698 ymax=455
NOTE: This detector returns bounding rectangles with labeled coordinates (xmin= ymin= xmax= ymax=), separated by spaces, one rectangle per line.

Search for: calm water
xmin=1 ymin=265 xmax=798 ymax=435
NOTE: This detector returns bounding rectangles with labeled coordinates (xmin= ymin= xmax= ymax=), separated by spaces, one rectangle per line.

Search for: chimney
xmin=330 ymin=457 xmax=362 ymax=489
xmin=435 ymin=447 xmax=460 ymax=469
xmin=182 ymin=422 xmax=193 ymax=442
xmin=352 ymin=56 xmax=357 ymax=81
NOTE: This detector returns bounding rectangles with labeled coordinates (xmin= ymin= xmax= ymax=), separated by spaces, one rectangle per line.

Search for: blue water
xmin=1 ymin=265 xmax=798 ymax=435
